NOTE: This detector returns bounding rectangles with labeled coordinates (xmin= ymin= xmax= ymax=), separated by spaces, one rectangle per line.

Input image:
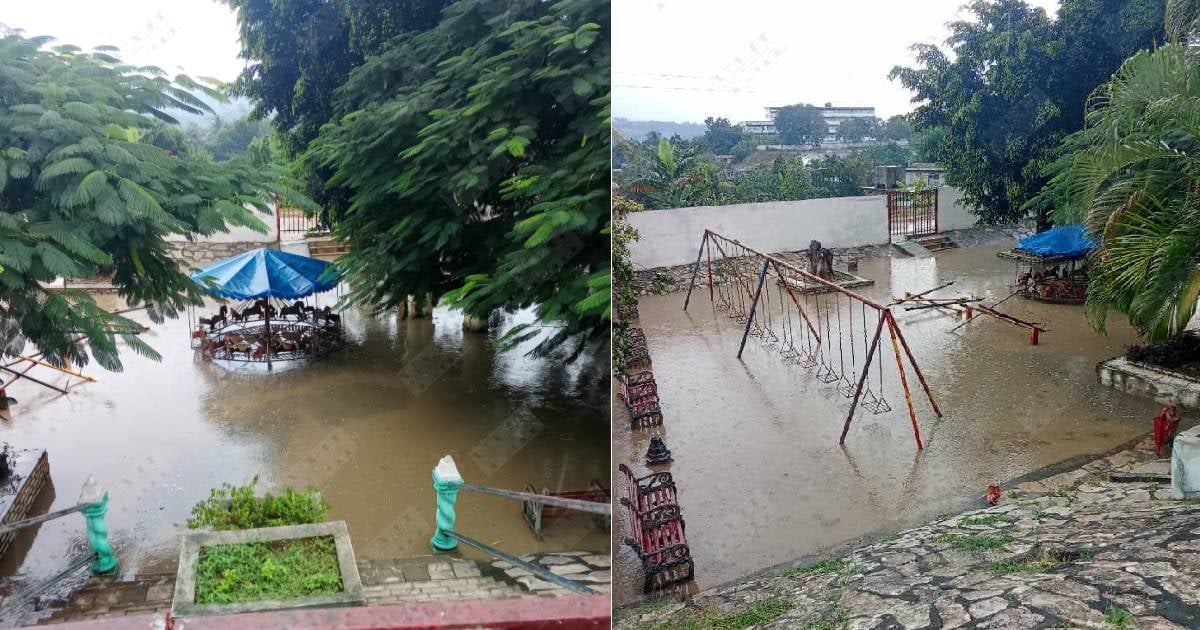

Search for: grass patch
xmin=783 ymin=558 xmax=851 ymax=578
xmin=195 ymin=535 xmax=342 ymax=605
xmin=880 ymin=532 xmax=902 ymax=543
xmin=932 ymin=533 xmax=1011 ymax=551
xmin=188 ymin=477 xmax=329 ymax=531
xmin=1104 ymin=606 xmax=1134 ymax=629
xmin=711 ymin=599 xmax=794 ymax=629
xmin=630 ymin=598 xmax=672 ymax=616
xmin=802 ymin=605 xmax=850 ymax=630
xmin=960 ymin=514 xmax=1008 ymax=527
xmin=634 ymin=599 xmax=794 ymax=630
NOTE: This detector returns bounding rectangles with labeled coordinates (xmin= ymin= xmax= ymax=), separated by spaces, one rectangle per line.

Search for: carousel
xmin=998 ymin=225 xmax=1095 ymax=305
xmin=188 ymin=248 xmax=343 ymax=370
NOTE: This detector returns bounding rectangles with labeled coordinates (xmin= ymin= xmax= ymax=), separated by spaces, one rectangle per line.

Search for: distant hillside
xmin=614 ymin=117 xmax=705 ymax=140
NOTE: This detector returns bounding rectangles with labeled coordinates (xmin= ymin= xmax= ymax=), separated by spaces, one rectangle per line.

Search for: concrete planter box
xmin=1097 ymin=356 xmax=1200 ymax=410
xmin=171 ymin=520 xmax=364 ymax=617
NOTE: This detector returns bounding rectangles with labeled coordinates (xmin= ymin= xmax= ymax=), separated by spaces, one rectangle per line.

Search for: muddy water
xmin=614 ymin=243 xmax=1160 ymax=605
xmin=0 ymin=294 xmax=609 ymax=590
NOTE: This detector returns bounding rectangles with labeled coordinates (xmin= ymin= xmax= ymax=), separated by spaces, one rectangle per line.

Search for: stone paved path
xmin=620 ymin=437 xmax=1200 ymax=629
xmin=33 ymin=551 xmax=609 ymax=625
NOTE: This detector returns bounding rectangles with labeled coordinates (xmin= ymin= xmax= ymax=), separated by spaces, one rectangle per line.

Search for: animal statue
xmin=228 ymin=306 xmax=244 ymax=323
xmin=806 ymin=240 xmax=835 ymax=279
xmin=320 ymin=306 xmax=341 ymax=328
xmin=279 ymin=301 xmax=306 ymax=321
xmin=206 ymin=306 xmax=228 ymax=331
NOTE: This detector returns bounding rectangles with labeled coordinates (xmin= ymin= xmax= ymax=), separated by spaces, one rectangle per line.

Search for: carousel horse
xmin=318 ymin=306 xmax=340 ymax=328
xmin=228 ymin=306 xmax=245 ymax=323
xmin=199 ymin=306 xmax=228 ymax=331
xmin=279 ymin=301 xmax=307 ymax=321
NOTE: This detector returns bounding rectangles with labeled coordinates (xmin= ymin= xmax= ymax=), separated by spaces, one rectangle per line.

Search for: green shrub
xmin=188 ymin=477 xmax=329 ymax=531
xmin=195 ymin=536 xmax=342 ymax=604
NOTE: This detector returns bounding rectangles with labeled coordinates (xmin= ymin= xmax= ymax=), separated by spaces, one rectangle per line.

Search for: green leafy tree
xmin=1032 ymin=3 xmax=1200 ymax=340
xmin=891 ymin=0 xmax=1164 ymax=226
xmin=186 ymin=115 xmax=273 ymax=162
xmin=618 ymin=136 xmax=714 ymax=209
xmin=703 ymin=117 xmax=745 ymax=154
xmin=305 ymin=0 xmax=609 ymax=354
xmin=773 ymin=104 xmax=826 ymax=147
xmin=857 ymin=143 xmax=912 ymax=168
xmin=912 ymin=126 xmax=947 ymax=163
xmin=879 ymin=115 xmax=913 ymax=142
xmin=810 ymin=154 xmax=870 ymax=197
xmin=0 ymin=34 xmax=310 ymax=369
xmin=837 ymin=117 xmax=876 ymax=143
xmin=732 ymin=155 xmax=814 ymax=203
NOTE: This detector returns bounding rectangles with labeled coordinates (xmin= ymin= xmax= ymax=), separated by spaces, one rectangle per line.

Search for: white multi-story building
xmin=742 ymin=103 xmax=877 ymax=142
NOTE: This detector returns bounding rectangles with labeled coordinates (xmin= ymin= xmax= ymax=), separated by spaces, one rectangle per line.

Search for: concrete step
xmin=893 ymin=240 xmax=933 ymax=258
xmin=913 ymin=234 xmax=957 ymax=251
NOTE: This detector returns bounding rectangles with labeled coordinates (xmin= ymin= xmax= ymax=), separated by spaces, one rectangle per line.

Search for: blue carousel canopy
xmin=190 ymin=248 xmax=339 ymax=300
xmin=1016 ymin=225 xmax=1096 ymax=258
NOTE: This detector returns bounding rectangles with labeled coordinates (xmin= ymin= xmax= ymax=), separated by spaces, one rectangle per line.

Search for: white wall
xmin=165 ymin=204 xmax=278 ymax=244
xmin=626 ymin=186 xmax=979 ymax=269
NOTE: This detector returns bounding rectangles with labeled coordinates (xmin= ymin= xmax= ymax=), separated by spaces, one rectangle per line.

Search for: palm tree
xmin=1035 ymin=2 xmax=1200 ymax=340
xmin=618 ymin=137 xmax=720 ymax=209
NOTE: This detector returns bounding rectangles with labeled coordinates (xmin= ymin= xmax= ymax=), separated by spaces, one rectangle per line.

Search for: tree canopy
xmin=304 ymin=0 xmax=610 ymax=355
xmin=891 ymin=0 xmax=1165 ymax=225
xmin=0 ymin=33 xmax=309 ymax=369
xmin=773 ymin=104 xmax=826 ymax=147
xmin=1032 ymin=1 xmax=1200 ymax=341
xmin=703 ymin=117 xmax=745 ymax=154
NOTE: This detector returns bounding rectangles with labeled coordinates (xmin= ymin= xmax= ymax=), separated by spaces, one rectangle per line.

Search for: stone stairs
xmin=307 ymin=234 xmax=351 ymax=258
xmin=913 ymin=233 xmax=957 ymax=252
xmin=34 ymin=552 xmax=610 ymax=625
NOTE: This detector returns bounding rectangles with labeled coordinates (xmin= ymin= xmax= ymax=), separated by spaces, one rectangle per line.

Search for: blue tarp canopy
xmin=1016 ymin=225 xmax=1096 ymax=258
xmin=190 ymin=248 xmax=339 ymax=300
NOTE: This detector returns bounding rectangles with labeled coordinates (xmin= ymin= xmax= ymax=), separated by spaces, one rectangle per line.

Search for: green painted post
xmin=431 ymin=455 xmax=463 ymax=552
xmin=79 ymin=476 xmax=118 ymax=574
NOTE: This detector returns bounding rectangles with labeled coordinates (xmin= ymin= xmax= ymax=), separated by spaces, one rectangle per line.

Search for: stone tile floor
xmin=33 ymin=551 xmax=609 ymax=625
xmin=619 ymin=436 xmax=1200 ymax=629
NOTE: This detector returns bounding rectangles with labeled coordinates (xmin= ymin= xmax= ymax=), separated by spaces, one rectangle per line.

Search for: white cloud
xmin=614 ymin=0 xmax=1059 ymax=123
xmin=1 ymin=0 xmax=244 ymax=82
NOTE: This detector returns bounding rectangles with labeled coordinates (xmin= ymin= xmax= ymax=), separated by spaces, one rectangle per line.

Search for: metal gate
xmin=887 ymin=189 xmax=938 ymax=241
xmin=275 ymin=206 xmax=327 ymax=238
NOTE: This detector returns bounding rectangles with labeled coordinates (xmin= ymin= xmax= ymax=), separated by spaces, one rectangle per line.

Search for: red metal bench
xmin=622 ymin=327 xmax=652 ymax=372
xmin=618 ymin=464 xmax=693 ymax=593
xmin=521 ymin=481 xmax=610 ymax=538
xmin=620 ymin=371 xmax=663 ymax=429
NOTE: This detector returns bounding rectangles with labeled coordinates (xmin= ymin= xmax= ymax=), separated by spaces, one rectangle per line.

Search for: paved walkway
xmin=620 ymin=436 xmax=1200 ymax=629
xmin=35 ymin=551 xmax=609 ymax=625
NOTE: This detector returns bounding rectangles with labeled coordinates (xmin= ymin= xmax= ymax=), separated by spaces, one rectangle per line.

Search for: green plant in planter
xmin=187 ymin=477 xmax=328 ymax=531
xmin=188 ymin=478 xmax=339 ymax=605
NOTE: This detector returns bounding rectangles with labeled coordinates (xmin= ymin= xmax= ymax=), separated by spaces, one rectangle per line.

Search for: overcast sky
xmin=614 ymin=0 xmax=1059 ymax=123
xmin=1 ymin=0 xmax=244 ymax=83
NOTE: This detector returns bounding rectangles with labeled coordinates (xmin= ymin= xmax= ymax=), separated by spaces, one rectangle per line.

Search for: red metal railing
xmin=887 ymin=189 xmax=938 ymax=241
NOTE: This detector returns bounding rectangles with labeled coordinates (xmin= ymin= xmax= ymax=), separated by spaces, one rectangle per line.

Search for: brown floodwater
xmin=614 ymin=243 xmax=1160 ymax=605
xmin=0 ymin=293 xmax=609 ymax=592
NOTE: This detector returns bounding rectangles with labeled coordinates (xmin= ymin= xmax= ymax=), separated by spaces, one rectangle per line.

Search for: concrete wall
xmin=625 ymin=186 xmax=979 ymax=269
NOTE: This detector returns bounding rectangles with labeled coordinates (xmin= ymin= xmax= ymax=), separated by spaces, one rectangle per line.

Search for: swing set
xmin=682 ymin=229 xmax=942 ymax=449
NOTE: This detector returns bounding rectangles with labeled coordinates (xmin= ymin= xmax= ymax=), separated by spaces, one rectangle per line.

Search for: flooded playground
xmin=614 ymin=241 xmax=1161 ymax=605
xmin=0 ymin=295 xmax=609 ymax=593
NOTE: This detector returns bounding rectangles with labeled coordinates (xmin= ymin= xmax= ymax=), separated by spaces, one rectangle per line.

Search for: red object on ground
xmin=51 ymin=595 xmax=611 ymax=629
xmin=1154 ymin=404 xmax=1182 ymax=456
xmin=986 ymin=485 xmax=1002 ymax=505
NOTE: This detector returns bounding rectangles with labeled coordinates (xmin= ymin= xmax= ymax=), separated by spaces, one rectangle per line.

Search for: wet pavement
xmin=614 ymin=243 xmax=1161 ymax=605
xmin=0 ymin=294 xmax=609 ymax=598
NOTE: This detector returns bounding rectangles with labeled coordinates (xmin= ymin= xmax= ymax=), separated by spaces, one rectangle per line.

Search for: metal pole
xmin=444 ymin=531 xmax=595 ymax=594
xmin=431 ymin=456 xmax=462 ymax=552
xmin=888 ymin=311 xmax=943 ymax=417
xmin=705 ymin=232 xmax=714 ymax=303
xmin=683 ymin=232 xmax=709 ymax=311
xmin=736 ymin=260 xmax=771 ymax=359
xmin=886 ymin=315 xmax=923 ymax=450
xmin=265 ymin=304 xmax=273 ymax=372
xmin=841 ymin=315 xmax=886 ymax=445
xmin=458 ymin=482 xmax=609 ymax=515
